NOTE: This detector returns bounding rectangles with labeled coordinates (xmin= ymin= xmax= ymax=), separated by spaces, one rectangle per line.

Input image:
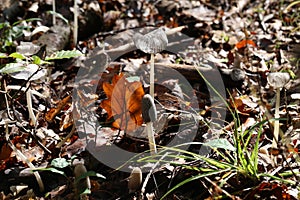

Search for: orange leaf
xmin=235 ymin=39 xmax=256 ymax=49
xmin=100 ymin=73 xmax=145 ymax=132
xmin=46 ymin=95 xmax=71 ymax=123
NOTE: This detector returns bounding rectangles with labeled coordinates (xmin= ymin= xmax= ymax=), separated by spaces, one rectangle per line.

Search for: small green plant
xmin=0 ymin=49 xmax=82 ymax=76
xmin=35 ymin=157 xmax=105 ymax=198
xmin=0 ymin=48 xmax=82 ymax=126
xmin=138 ymin=66 xmax=298 ymax=199
xmin=0 ymin=18 xmax=40 ymax=52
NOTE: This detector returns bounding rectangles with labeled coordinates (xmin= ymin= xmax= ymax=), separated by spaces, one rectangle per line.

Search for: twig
xmin=26 ymin=82 xmax=36 ymax=126
xmin=56 ymin=123 xmax=76 ymax=148
xmin=204 ymin=176 xmax=234 ymax=199
xmin=5 ymin=122 xmax=45 ymax=192
xmin=2 ymin=80 xmax=14 ymax=120
xmin=6 ymin=85 xmax=46 ymax=98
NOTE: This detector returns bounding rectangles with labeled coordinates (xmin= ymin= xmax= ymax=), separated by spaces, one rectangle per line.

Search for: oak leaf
xmin=100 ymin=73 xmax=144 ymax=132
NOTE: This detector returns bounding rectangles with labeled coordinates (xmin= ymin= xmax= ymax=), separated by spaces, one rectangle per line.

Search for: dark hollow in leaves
xmin=133 ymin=27 xmax=168 ymax=54
xmin=142 ymin=94 xmax=157 ymax=123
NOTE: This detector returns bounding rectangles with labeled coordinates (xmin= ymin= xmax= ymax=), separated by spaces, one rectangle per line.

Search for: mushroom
xmin=142 ymin=94 xmax=157 ymax=155
xmin=128 ymin=167 xmax=142 ymax=193
xmin=133 ymin=27 xmax=168 ymax=98
xmin=73 ymin=160 xmax=91 ymax=198
xmin=267 ymin=72 xmax=290 ymax=149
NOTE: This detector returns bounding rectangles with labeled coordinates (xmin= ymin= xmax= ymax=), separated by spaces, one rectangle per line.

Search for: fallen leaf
xmin=0 ymin=142 xmax=12 ymax=161
xmin=60 ymin=111 xmax=73 ymax=131
xmin=46 ymin=95 xmax=71 ymax=123
xmin=76 ymin=90 xmax=98 ymax=108
xmin=235 ymin=39 xmax=256 ymax=49
xmin=100 ymin=73 xmax=144 ymax=132
xmin=230 ymin=95 xmax=255 ymax=115
xmin=245 ymin=182 xmax=296 ymax=200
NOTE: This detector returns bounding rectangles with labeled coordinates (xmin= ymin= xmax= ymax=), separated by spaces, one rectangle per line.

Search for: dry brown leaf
xmin=46 ymin=95 xmax=71 ymax=123
xmin=100 ymin=73 xmax=144 ymax=132
xmin=0 ymin=142 xmax=12 ymax=161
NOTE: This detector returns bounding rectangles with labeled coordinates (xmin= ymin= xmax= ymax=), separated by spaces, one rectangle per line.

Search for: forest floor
xmin=0 ymin=0 xmax=300 ymax=199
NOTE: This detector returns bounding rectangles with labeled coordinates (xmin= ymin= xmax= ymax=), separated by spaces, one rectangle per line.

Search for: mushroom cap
xmin=142 ymin=94 xmax=157 ymax=123
xmin=133 ymin=27 xmax=168 ymax=54
xmin=267 ymin=72 xmax=290 ymax=89
xmin=128 ymin=167 xmax=142 ymax=193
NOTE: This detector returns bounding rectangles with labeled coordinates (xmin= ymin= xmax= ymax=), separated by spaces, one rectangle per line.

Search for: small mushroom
xmin=267 ymin=72 xmax=290 ymax=89
xmin=73 ymin=160 xmax=91 ymax=198
xmin=133 ymin=27 xmax=168 ymax=98
xmin=142 ymin=94 xmax=157 ymax=155
xmin=128 ymin=167 xmax=142 ymax=193
xmin=133 ymin=27 xmax=168 ymax=54
xmin=142 ymin=94 xmax=157 ymax=123
xmin=267 ymin=72 xmax=290 ymax=148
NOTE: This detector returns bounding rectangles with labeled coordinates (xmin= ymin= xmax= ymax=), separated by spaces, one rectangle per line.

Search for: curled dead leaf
xmin=46 ymin=95 xmax=71 ymax=123
xmin=100 ymin=73 xmax=144 ymax=132
xmin=236 ymin=39 xmax=256 ymax=49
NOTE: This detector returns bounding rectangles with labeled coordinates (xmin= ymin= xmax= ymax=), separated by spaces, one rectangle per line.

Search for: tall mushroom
xmin=142 ymin=94 xmax=157 ymax=155
xmin=133 ymin=27 xmax=167 ymax=155
xmin=267 ymin=72 xmax=290 ymax=149
xmin=133 ymin=27 xmax=168 ymax=98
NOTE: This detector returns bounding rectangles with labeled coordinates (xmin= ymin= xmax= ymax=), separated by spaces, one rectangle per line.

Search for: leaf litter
xmin=0 ymin=0 xmax=300 ymax=199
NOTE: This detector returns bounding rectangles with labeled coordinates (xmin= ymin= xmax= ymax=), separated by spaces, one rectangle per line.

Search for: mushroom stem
xmin=272 ymin=87 xmax=280 ymax=148
xmin=150 ymin=53 xmax=155 ymax=98
xmin=146 ymin=121 xmax=157 ymax=155
xmin=73 ymin=0 xmax=78 ymax=45
xmin=142 ymin=94 xmax=158 ymax=155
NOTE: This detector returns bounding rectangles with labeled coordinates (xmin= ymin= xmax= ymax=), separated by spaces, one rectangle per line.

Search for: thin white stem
xmin=73 ymin=0 xmax=78 ymax=46
xmin=146 ymin=122 xmax=157 ymax=155
xmin=26 ymin=83 xmax=36 ymax=126
xmin=272 ymin=87 xmax=280 ymax=148
xmin=2 ymin=80 xmax=14 ymax=120
xmin=6 ymin=85 xmax=46 ymax=98
xmin=52 ymin=0 xmax=56 ymax=25
xmin=150 ymin=53 xmax=155 ymax=98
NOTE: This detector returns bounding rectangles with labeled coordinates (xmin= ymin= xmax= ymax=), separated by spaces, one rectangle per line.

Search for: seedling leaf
xmin=9 ymin=52 xmax=25 ymax=59
xmin=0 ymin=63 xmax=25 ymax=74
xmin=45 ymin=50 xmax=83 ymax=60
xmin=203 ymin=138 xmax=236 ymax=151
xmin=51 ymin=158 xmax=70 ymax=168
